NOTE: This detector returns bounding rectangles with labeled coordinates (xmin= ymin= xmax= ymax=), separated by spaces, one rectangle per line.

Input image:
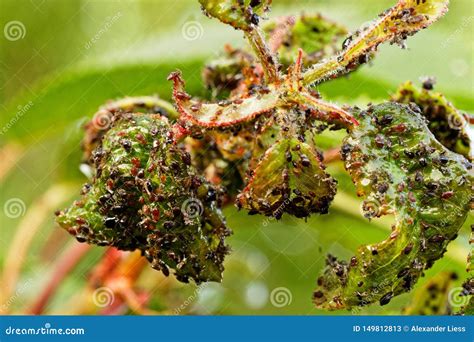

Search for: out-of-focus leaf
xmin=0 ymin=61 xmax=204 ymax=144
xmin=402 ymin=271 xmax=457 ymax=315
xmin=263 ymin=14 xmax=347 ymax=67
xmin=392 ymin=80 xmax=473 ymax=160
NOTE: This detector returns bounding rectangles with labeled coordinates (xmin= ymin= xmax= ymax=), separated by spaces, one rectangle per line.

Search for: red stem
xmin=28 ymin=242 xmax=92 ymax=314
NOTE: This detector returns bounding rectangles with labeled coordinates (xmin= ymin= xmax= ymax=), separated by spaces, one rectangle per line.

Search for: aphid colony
xmin=56 ymin=0 xmax=473 ymax=310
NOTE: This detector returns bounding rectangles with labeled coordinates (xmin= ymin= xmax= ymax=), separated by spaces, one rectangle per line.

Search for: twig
xmin=245 ymin=27 xmax=280 ymax=83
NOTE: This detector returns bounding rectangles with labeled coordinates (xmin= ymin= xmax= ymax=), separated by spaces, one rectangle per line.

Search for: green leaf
xmin=237 ymin=137 xmax=337 ymax=218
xmin=56 ymin=113 xmax=231 ymax=283
xmin=0 ymin=61 xmax=204 ymax=145
xmin=314 ymin=102 xmax=473 ymax=310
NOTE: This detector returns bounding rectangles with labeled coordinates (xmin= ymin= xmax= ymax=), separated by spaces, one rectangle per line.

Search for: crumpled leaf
xmin=313 ymin=102 xmax=473 ymax=310
xmin=199 ymin=0 xmax=272 ymax=31
xmin=170 ymin=71 xmax=280 ymax=128
xmin=392 ymin=80 xmax=472 ymax=160
xmin=83 ymin=96 xmax=178 ymax=161
xmin=56 ymin=113 xmax=231 ymax=283
xmin=236 ymin=137 xmax=336 ymax=218
xmin=184 ymin=135 xmax=244 ymax=201
xmin=469 ymin=224 xmax=473 ymax=274
xmin=264 ymin=14 xmax=347 ymax=67
xmin=303 ymin=0 xmax=450 ymax=85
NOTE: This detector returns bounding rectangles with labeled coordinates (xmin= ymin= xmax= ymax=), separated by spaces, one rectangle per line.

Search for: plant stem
xmin=245 ymin=27 xmax=280 ymax=84
xmin=302 ymin=0 xmax=450 ymax=86
xmin=302 ymin=57 xmax=341 ymax=86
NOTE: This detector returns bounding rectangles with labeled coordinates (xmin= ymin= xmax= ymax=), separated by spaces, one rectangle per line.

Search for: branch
xmin=303 ymin=0 xmax=449 ymax=86
xmin=245 ymin=26 xmax=280 ymax=83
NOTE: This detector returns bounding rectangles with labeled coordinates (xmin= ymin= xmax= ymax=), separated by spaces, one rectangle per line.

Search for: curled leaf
xmin=459 ymin=277 xmax=474 ymax=315
xmin=314 ymin=102 xmax=473 ymax=310
xmin=83 ymin=96 xmax=177 ymax=161
xmin=459 ymin=225 xmax=474 ymax=315
xmin=469 ymin=224 xmax=474 ymax=273
xmin=170 ymin=71 xmax=280 ymax=128
xmin=56 ymin=113 xmax=231 ymax=283
xmin=171 ymin=67 xmax=356 ymax=130
xmin=236 ymin=137 xmax=336 ymax=218
xmin=392 ymin=80 xmax=472 ymax=160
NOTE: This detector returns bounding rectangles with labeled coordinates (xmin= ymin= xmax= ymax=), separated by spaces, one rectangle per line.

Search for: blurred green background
xmin=0 ymin=0 xmax=472 ymax=315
